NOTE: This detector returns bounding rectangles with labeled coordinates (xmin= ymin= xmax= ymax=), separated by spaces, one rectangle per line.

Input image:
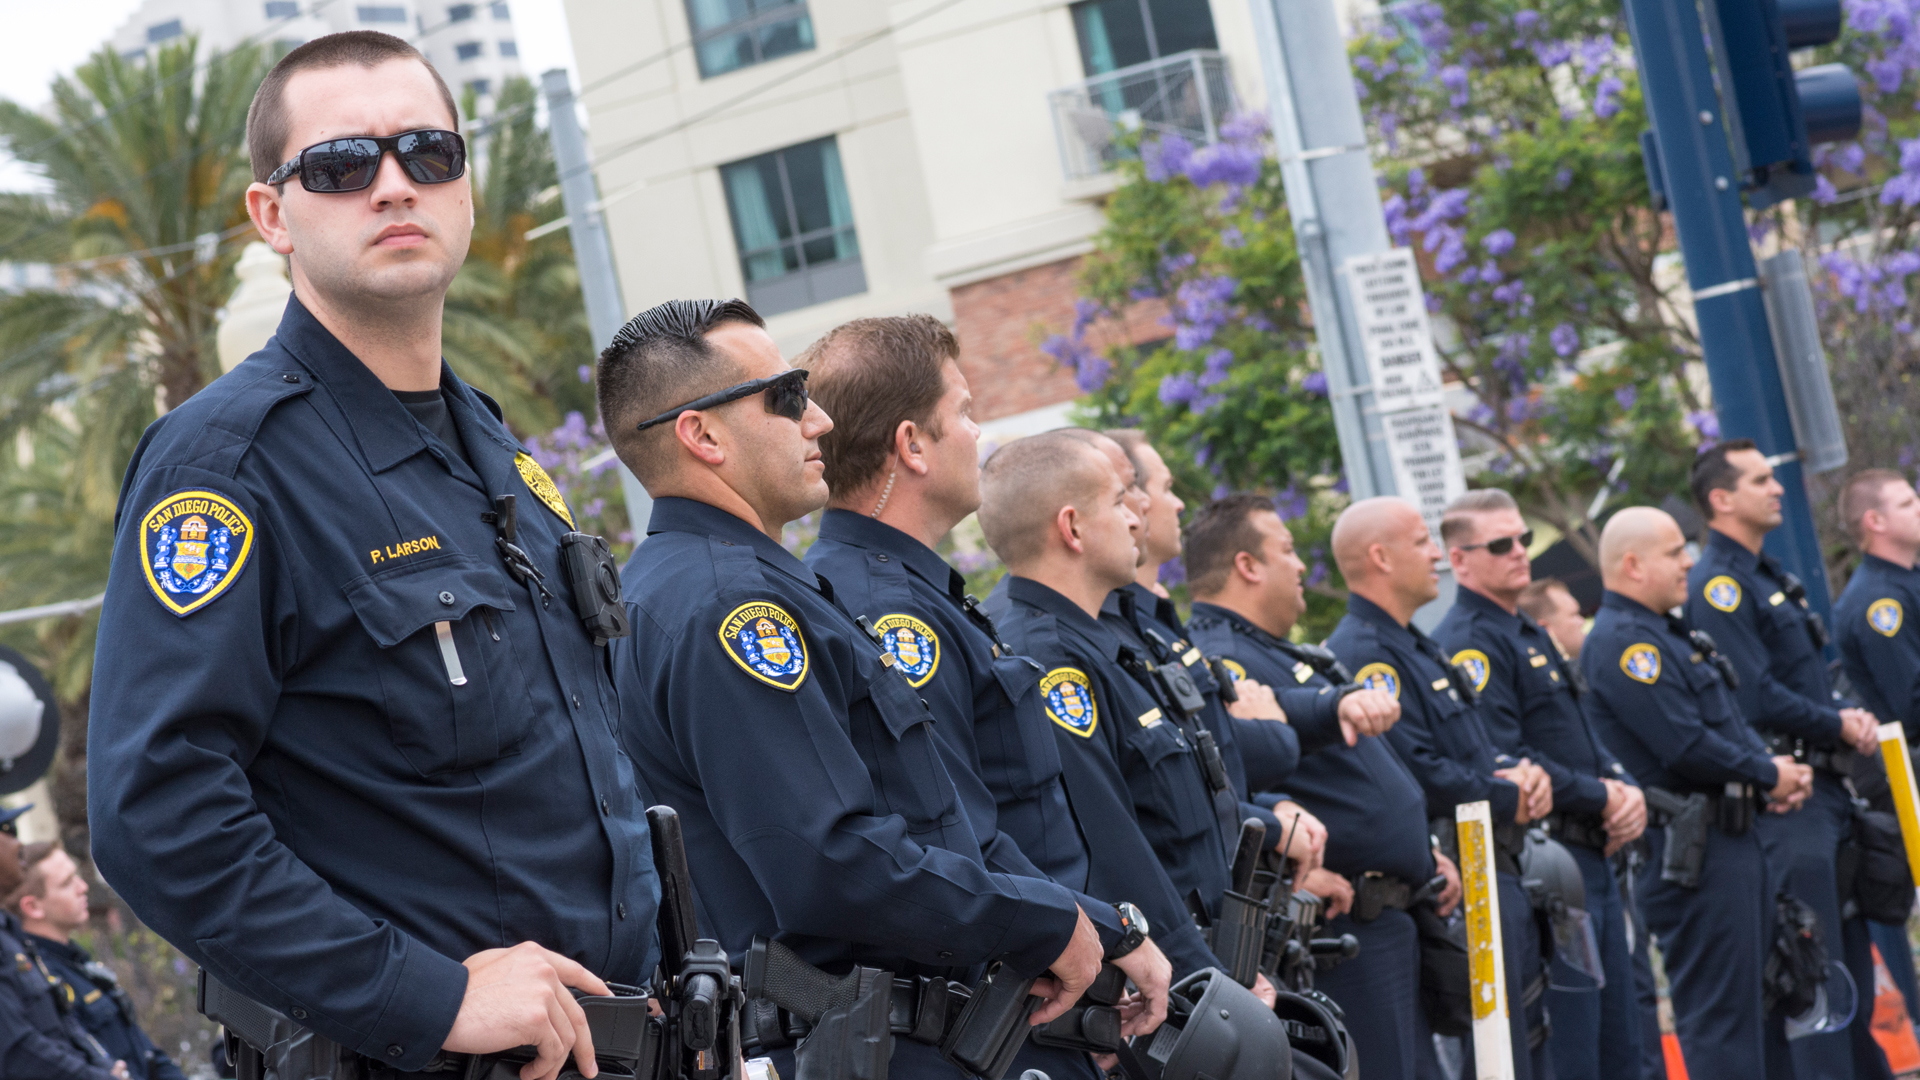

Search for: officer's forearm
xmin=1228 ymin=715 xmax=1300 ymax=790
xmin=1278 ymin=685 xmax=1345 ymax=755
xmin=1553 ymin=772 xmax=1611 ymax=817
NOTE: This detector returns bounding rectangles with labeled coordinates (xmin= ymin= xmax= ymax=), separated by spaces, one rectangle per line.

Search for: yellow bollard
xmin=1458 ymin=799 xmax=1516 ymax=1080
xmin=1877 ymin=722 xmax=1920 ymax=889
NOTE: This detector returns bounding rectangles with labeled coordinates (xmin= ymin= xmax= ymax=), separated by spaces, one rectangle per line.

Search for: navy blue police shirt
xmin=1328 ymin=594 xmax=1522 ymax=823
xmin=0 ymin=911 xmax=114 ymax=1080
xmin=1187 ymin=603 xmax=1435 ymax=886
xmin=614 ymin=499 xmax=1083 ymax=983
xmin=1835 ymin=554 xmax=1920 ymax=730
xmin=985 ymin=576 xmax=1229 ymax=979
xmin=27 ymin=934 xmax=187 ymax=1080
xmin=88 ymin=298 xmax=657 ymax=1071
xmin=1102 ymin=583 xmax=1302 ymax=839
xmin=1686 ymin=530 xmax=1845 ymax=746
xmin=1435 ymin=586 xmax=1631 ymax=819
xmin=1582 ymin=590 xmax=1779 ymax=795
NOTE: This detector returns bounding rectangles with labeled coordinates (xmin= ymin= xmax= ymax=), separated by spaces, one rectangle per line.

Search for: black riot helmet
xmin=1271 ymin=988 xmax=1351 ymax=1079
xmin=1134 ymin=968 xmax=1291 ymax=1080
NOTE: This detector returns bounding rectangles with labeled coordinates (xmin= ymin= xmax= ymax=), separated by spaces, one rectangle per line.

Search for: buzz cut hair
xmin=1689 ymin=437 xmax=1760 ymax=522
xmin=1840 ymin=468 xmax=1910 ymax=547
xmin=1184 ymin=494 xmax=1282 ymax=598
xmin=1516 ymin=578 xmax=1572 ymax=623
xmin=246 ymin=31 xmax=459 ymax=184
xmin=4 ymin=842 xmax=60 ymax=914
xmin=797 ymin=314 xmax=956 ymax=495
xmin=1439 ymin=488 xmax=1520 ymax=549
xmin=1103 ymin=429 xmax=1152 ymax=487
xmin=978 ymin=432 xmax=1111 ymax=568
xmin=595 ymin=298 xmax=766 ymax=487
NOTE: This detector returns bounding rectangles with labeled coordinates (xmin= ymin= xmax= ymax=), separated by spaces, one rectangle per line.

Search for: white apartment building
xmin=560 ymin=0 xmax=1275 ymax=427
xmin=107 ymin=0 xmax=525 ymax=105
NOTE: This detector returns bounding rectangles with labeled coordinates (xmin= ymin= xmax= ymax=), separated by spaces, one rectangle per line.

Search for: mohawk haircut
xmin=595 ymin=298 xmax=765 ymax=487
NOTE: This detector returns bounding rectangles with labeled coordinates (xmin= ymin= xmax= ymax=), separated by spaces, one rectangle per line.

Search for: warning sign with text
xmin=1384 ymin=405 xmax=1467 ymax=537
xmin=1343 ymin=247 xmax=1445 ymax=413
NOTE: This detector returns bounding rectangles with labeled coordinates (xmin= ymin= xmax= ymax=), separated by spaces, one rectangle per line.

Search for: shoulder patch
xmin=1620 ymin=643 xmax=1662 ymax=684
xmin=515 ymin=452 xmax=575 ymax=528
xmin=718 ymin=601 xmax=810 ymax=691
xmin=874 ymin=613 xmax=940 ymax=687
xmin=1041 ymin=667 xmax=1099 ymax=737
xmin=1451 ymin=649 xmax=1491 ymax=694
xmin=1355 ymin=662 xmax=1400 ymax=700
xmin=140 ymin=489 xmax=257 ymax=617
xmin=1221 ymin=658 xmax=1248 ymax=682
xmin=1703 ymin=575 xmax=1742 ymax=613
xmin=1869 ymin=598 xmax=1904 ymax=638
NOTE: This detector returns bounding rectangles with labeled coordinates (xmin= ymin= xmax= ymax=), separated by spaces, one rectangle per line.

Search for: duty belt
xmin=1351 ymin=873 xmax=1416 ymax=922
xmin=740 ymin=971 xmax=969 ymax=1052
xmin=1766 ymin=735 xmax=1856 ymax=778
xmin=1546 ymin=811 xmax=1609 ymax=853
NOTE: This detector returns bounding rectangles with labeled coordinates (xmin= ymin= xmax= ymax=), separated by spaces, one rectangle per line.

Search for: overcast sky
xmin=0 ymin=0 xmax=580 ymax=193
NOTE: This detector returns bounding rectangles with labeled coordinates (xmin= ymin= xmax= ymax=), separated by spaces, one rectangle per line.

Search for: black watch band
xmin=1105 ymin=901 xmax=1149 ymax=961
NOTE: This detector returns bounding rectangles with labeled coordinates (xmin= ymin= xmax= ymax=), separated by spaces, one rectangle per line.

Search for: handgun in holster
xmin=1644 ymin=788 xmax=1709 ymax=889
xmin=1028 ymin=963 xmax=1127 ymax=1054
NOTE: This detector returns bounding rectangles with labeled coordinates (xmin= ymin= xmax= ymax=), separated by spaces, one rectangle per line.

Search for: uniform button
xmin=387 ymin=1046 xmax=404 ymax=1058
xmin=877 ymin=554 xmax=889 ymax=563
xmin=291 ymin=1007 xmax=307 ymax=1020
xmin=572 ymin=693 xmax=582 ymax=709
xmin=617 ymin=903 xmax=628 ymax=920
xmin=438 ymin=591 xmax=455 ymax=606
xmin=600 ymin=796 xmax=610 ymax=816
xmin=282 ymin=373 xmax=301 ymax=383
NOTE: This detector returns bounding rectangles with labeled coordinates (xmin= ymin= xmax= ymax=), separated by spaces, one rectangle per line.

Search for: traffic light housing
xmin=1702 ymin=0 xmax=1862 ymax=207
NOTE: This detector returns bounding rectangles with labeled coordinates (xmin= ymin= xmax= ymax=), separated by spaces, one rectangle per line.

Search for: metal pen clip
xmin=434 ymin=621 xmax=468 ymax=686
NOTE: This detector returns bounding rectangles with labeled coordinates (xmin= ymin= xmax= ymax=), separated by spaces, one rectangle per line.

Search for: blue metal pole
xmin=1621 ymin=0 xmax=1834 ymax=620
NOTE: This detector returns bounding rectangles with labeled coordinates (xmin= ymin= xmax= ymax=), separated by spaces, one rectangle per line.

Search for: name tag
xmin=1432 ymin=677 xmax=1450 ymax=690
xmin=1769 ymin=592 xmax=1786 ymax=606
xmin=1182 ymin=647 xmax=1203 ymax=666
xmin=1138 ymin=708 xmax=1163 ymax=728
xmin=1293 ymin=661 xmax=1315 ymax=684
xmin=1530 ymin=654 xmax=1548 ymax=668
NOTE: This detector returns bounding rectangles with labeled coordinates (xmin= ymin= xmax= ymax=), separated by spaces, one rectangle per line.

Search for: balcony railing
xmin=1047 ymin=50 xmax=1235 ymax=182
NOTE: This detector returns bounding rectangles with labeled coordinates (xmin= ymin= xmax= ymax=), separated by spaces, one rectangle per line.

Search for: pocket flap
xmin=868 ymin=664 xmax=935 ymax=740
xmin=342 ymin=554 xmax=518 ymax=647
xmin=990 ymin=654 xmax=1043 ymax=706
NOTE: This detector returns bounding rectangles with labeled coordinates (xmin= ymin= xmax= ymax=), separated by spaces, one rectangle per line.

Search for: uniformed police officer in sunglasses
xmin=90 ymin=31 xmax=655 ymax=1080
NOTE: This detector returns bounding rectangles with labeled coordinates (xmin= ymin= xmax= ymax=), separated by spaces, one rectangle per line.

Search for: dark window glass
xmin=497 ymin=39 xmax=517 ymax=56
xmin=147 ymin=19 xmax=184 ymax=42
xmin=466 ymin=78 xmax=491 ymax=95
xmin=448 ymin=3 xmax=474 ymax=19
xmin=357 ymin=5 xmax=407 ymax=21
xmin=719 ymin=136 xmax=865 ymax=316
xmin=264 ymin=1 xmax=299 ymax=17
xmin=491 ymin=1 xmax=509 ymax=15
xmin=456 ymin=41 xmax=483 ymax=59
xmin=1070 ymin=0 xmax=1216 ymax=75
xmin=684 ymin=0 xmax=813 ymax=78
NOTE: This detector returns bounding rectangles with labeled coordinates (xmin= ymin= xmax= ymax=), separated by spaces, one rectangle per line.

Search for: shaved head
xmin=1600 ymin=506 xmax=1692 ymax=611
xmin=979 ymin=433 xmax=1113 ymax=568
xmin=1331 ymin=497 xmax=1424 ymax=579
xmin=1599 ymin=507 xmax=1677 ymax=576
xmin=1332 ymin=497 xmax=1443 ymax=623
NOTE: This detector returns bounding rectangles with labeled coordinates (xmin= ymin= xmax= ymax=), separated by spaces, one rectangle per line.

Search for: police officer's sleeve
xmin=1224 ymin=712 xmax=1299 ymax=793
xmin=975 ymin=837 xmax=1125 ymax=954
xmin=1846 ymin=597 xmax=1920 ymax=726
xmin=0 ymin=982 xmax=116 ymax=1080
xmin=1688 ymin=589 xmax=1843 ymax=743
xmin=1274 ymin=683 xmax=1344 ymax=757
xmin=88 ymin=467 xmax=468 ymax=1070
xmin=1589 ymin=642 xmax=1779 ymax=789
xmin=657 ymin=599 xmax=1081 ymax=978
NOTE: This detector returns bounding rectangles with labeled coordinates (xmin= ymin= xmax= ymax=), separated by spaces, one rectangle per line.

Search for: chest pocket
xmin=1123 ymin=711 xmax=1215 ymax=838
xmin=865 ymin=661 xmax=961 ymax=832
xmin=1758 ymin=591 xmax=1820 ymax=664
xmin=343 ymin=554 xmax=537 ymax=777
xmin=987 ymin=655 xmax=1066 ymax=798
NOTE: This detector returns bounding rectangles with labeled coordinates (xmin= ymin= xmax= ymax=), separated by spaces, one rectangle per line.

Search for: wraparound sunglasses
xmin=268 ymin=129 xmax=467 ymax=192
xmin=1460 ymin=529 xmax=1534 ymax=556
xmin=635 ymin=369 xmax=811 ymax=432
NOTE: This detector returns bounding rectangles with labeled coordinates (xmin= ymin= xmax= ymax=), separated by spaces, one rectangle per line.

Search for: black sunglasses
xmin=268 ymin=129 xmax=467 ymax=192
xmin=1460 ymin=529 xmax=1534 ymax=556
xmin=635 ymin=369 xmax=810 ymax=432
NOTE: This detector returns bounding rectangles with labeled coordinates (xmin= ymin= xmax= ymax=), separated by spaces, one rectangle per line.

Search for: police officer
xmin=796 ymin=315 xmax=1175 ymax=1076
xmin=1685 ymin=440 xmax=1888 ymax=1080
xmin=598 ymin=300 xmax=1107 ymax=1079
xmin=1583 ymin=506 xmax=1812 ymax=1080
xmin=0 ymin=833 xmax=124 ymax=1080
xmin=1183 ymin=495 xmax=1452 ymax=1080
xmin=11 ymin=844 xmax=184 ymax=1080
xmin=975 ymin=432 xmax=1255 ymax=991
xmin=1433 ymin=490 xmax=1647 ymax=1080
xmin=1324 ymin=496 xmax=1552 ymax=1080
xmin=89 ymin=34 xmax=653 ymax=1080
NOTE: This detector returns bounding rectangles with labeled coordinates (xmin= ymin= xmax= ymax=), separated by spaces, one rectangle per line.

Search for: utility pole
xmin=541 ymin=68 xmax=652 ymax=535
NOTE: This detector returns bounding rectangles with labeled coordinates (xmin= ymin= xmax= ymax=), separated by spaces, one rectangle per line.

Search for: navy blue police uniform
xmin=1583 ymin=590 xmax=1785 ymax=1080
xmin=1686 ymin=530 xmax=1889 ymax=1080
xmin=1435 ymin=586 xmax=1643 ymax=1080
xmin=615 ymin=498 xmax=1095 ymax=1079
xmin=803 ymin=509 xmax=1121 ymax=1080
xmin=27 ymin=935 xmax=187 ymax=1080
xmin=984 ymin=576 xmax=1231 ymax=980
xmin=88 ymin=298 xmax=658 ymax=1072
xmin=0 ymin=909 xmax=115 ymax=1080
xmin=1188 ymin=602 xmax=1440 ymax=1080
xmin=1327 ymin=593 xmax=1549 ymax=1080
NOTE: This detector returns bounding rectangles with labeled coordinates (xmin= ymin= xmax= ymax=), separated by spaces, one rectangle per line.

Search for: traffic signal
xmin=1701 ymin=0 xmax=1862 ymax=207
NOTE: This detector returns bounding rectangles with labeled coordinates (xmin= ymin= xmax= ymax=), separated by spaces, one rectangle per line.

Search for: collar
xmin=1121 ymin=581 xmax=1180 ymax=630
xmin=23 ymin=933 xmax=84 ymax=966
xmin=1862 ymin=552 xmax=1917 ymax=578
xmin=1705 ymin=528 xmax=1762 ymax=573
xmin=1600 ymin=589 xmax=1665 ymax=621
xmin=1457 ymin=584 xmax=1540 ymax=640
xmin=1006 ymin=576 xmax=1124 ymax=661
xmin=816 ymin=509 xmax=965 ymax=598
xmin=647 ymin=496 xmax=820 ymax=590
xmin=1189 ymin=601 xmax=1295 ymax=653
xmin=1347 ymin=591 xmax=1437 ymax=655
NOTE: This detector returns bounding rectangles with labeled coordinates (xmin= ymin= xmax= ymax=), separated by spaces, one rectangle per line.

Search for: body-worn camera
xmin=561 ymin=531 xmax=632 ymax=645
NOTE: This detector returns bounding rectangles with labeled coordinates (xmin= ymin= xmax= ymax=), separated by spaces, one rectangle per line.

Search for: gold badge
xmin=515 ymin=452 xmax=575 ymax=528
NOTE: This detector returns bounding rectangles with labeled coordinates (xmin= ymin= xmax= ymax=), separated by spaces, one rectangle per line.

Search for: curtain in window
xmin=724 ymin=164 xmax=786 ymax=282
xmin=819 ymin=140 xmax=857 ymax=262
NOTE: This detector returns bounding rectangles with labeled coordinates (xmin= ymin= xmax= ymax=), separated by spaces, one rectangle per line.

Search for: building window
xmin=447 ymin=3 xmax=474 ymax=19
xmin=147 ymin=19 xmax=184 ymax=43
xmin=1069 ymin=0 xmax=1216 ymax=76
xmin=466 ymin=78 xmax=492 ymax=95
xmin=497 ymin=39 xmax=518 ymax=56
xmin=491 ymin=2 xmax=509 ymax=16
xmin=685 ymin=0 xmax=813 ymax=78
xmin=455 ymin=41 xmax=483 ymax=59
xmin=120 ymin=47 xmax=147 ymax=62
xmin=357 ymin=5 xmax=407 ymax=21
xmin=720 ymin=136 xmax=864 ymax=316
xmin=264 ymin=0 xmax=299 ymax=16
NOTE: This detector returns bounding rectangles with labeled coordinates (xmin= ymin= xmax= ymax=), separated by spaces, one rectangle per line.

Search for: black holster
xmin=1028 ymin=963 xmax=1126 ymax=1054
xmin=794 ymin=972 xmax=893 ymax=1080
xmin=1644 ymin=788 xmax=1710 ymax=889
xmin=1844 ymin=805 xmax=1917 ymax=924
xmin=1413 ymin=905 xmax=1472 ymax=1038
xmin=1209 ymin=889 xmax=1271 ymax=986
xmin=937 ymin=963 xmax=1035 ymax=1080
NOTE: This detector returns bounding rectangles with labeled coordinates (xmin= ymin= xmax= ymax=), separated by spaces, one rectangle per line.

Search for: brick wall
xmin=949 ymin=256 xmax=1171 ymax=422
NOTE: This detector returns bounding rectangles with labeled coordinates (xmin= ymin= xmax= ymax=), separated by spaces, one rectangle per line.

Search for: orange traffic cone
xmin=1662 ymin=1031 xmax=1688 ymax=1080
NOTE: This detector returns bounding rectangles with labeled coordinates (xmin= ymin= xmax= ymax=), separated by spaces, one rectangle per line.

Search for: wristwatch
xmin=1106 ymin=901 xmax=1150 ymax=960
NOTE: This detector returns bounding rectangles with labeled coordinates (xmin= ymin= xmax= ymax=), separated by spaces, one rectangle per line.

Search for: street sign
xmin=1384 ymin=404 xmax=1469 ymax=538
xmin=1344 ymin=247 xmax=1447 ymax=413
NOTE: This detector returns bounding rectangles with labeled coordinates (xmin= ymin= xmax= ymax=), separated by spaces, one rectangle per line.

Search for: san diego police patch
xmin=515 ymin=452 xmax=575 ymax=528
xmin=140 ymin=489 xmax=256 ymax=617
xmin=874 ymin=614 xmax=940 ymax=687
xmin=1451 ymin=649 xmax=1492 ymax=694
xmin=1704 ymin=575 xmax=1742 ymax=613
xmin=1220 ymin=658 xmax=1248 ymax=682
xmin=1355 ymin=662 xmax=1400 ymax=700
xmin=719 ymin=601 xmax=809 ymax=691
xmin=1041 ymin=667 xmax=1098 ymax=737
xmin=1870 ymin=598 xmax=1904 ymax=638
xmin=1621 ymin=643 xmax=1662 ymax=684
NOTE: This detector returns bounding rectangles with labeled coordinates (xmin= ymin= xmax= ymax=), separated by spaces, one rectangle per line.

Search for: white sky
xmin=0 ymin=0 xmax=579 ymax=193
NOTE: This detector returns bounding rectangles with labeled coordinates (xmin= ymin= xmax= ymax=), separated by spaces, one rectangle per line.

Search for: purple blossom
xmin=1594 ymin=76 xmax=1624 ymax=119
xmin=1144 ymin=133 xmax=1194 ymax=183
xmin=1170 ymin=275 xmax=1239 ymax=350
xmin=1213 ymin=484 xmax=1232 ymax=500
xmin=1307 ymin=560 xmax=1329 ymax=588
xmin=1439 ymin=64 xmax=1470 ymax=108
xmin=1040 ymin=332 xmax=1112 ymax=391
xmin=1483 ymin=228 xmax=1517 ymax=256
xmin=1185 ymin=140 xmax=1265 ymax=188
xmin=577 ymin=364 xmax=593 ymax=383
xmin=1303 ymin=371 xmax=1328 ymax=396
xmin=1221 ymin=226 xmax=1245 ymax=249
xmin=1550 ymin=322 xmax=1580 ymax=357
xmin=1532 ymin=40 xmax=1574 ymax=69
xmin=1273 ymin=484 xmax=1309 ymax=521
xmin=1554 ymin=167 xmax=1575 ymax=190
xmin=1072 ymin=298 xmax=1103 ymax=338
xmin=1159 ymin=372 xmax=1201 ymax=407
xmin=1687 ymin=410 xmax=1721 ymax=440
xmin=1813 ymin=174 xmax=1840 ymax=204
xmin=1492 ymin=280 xmax=1528 ymax=306
xmin=1158 ymin=557 xmax=1187 ymax=586
xmin=1200 ymin=348 xmax=1235 ymax=388
xmin=1512 ymin=10 xmax=1541 ymax=34
xmin=1577 ymin=37 xmax=1615 ymax=78
xmin=1614 ymin=385 xmax=1638 ymax=412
